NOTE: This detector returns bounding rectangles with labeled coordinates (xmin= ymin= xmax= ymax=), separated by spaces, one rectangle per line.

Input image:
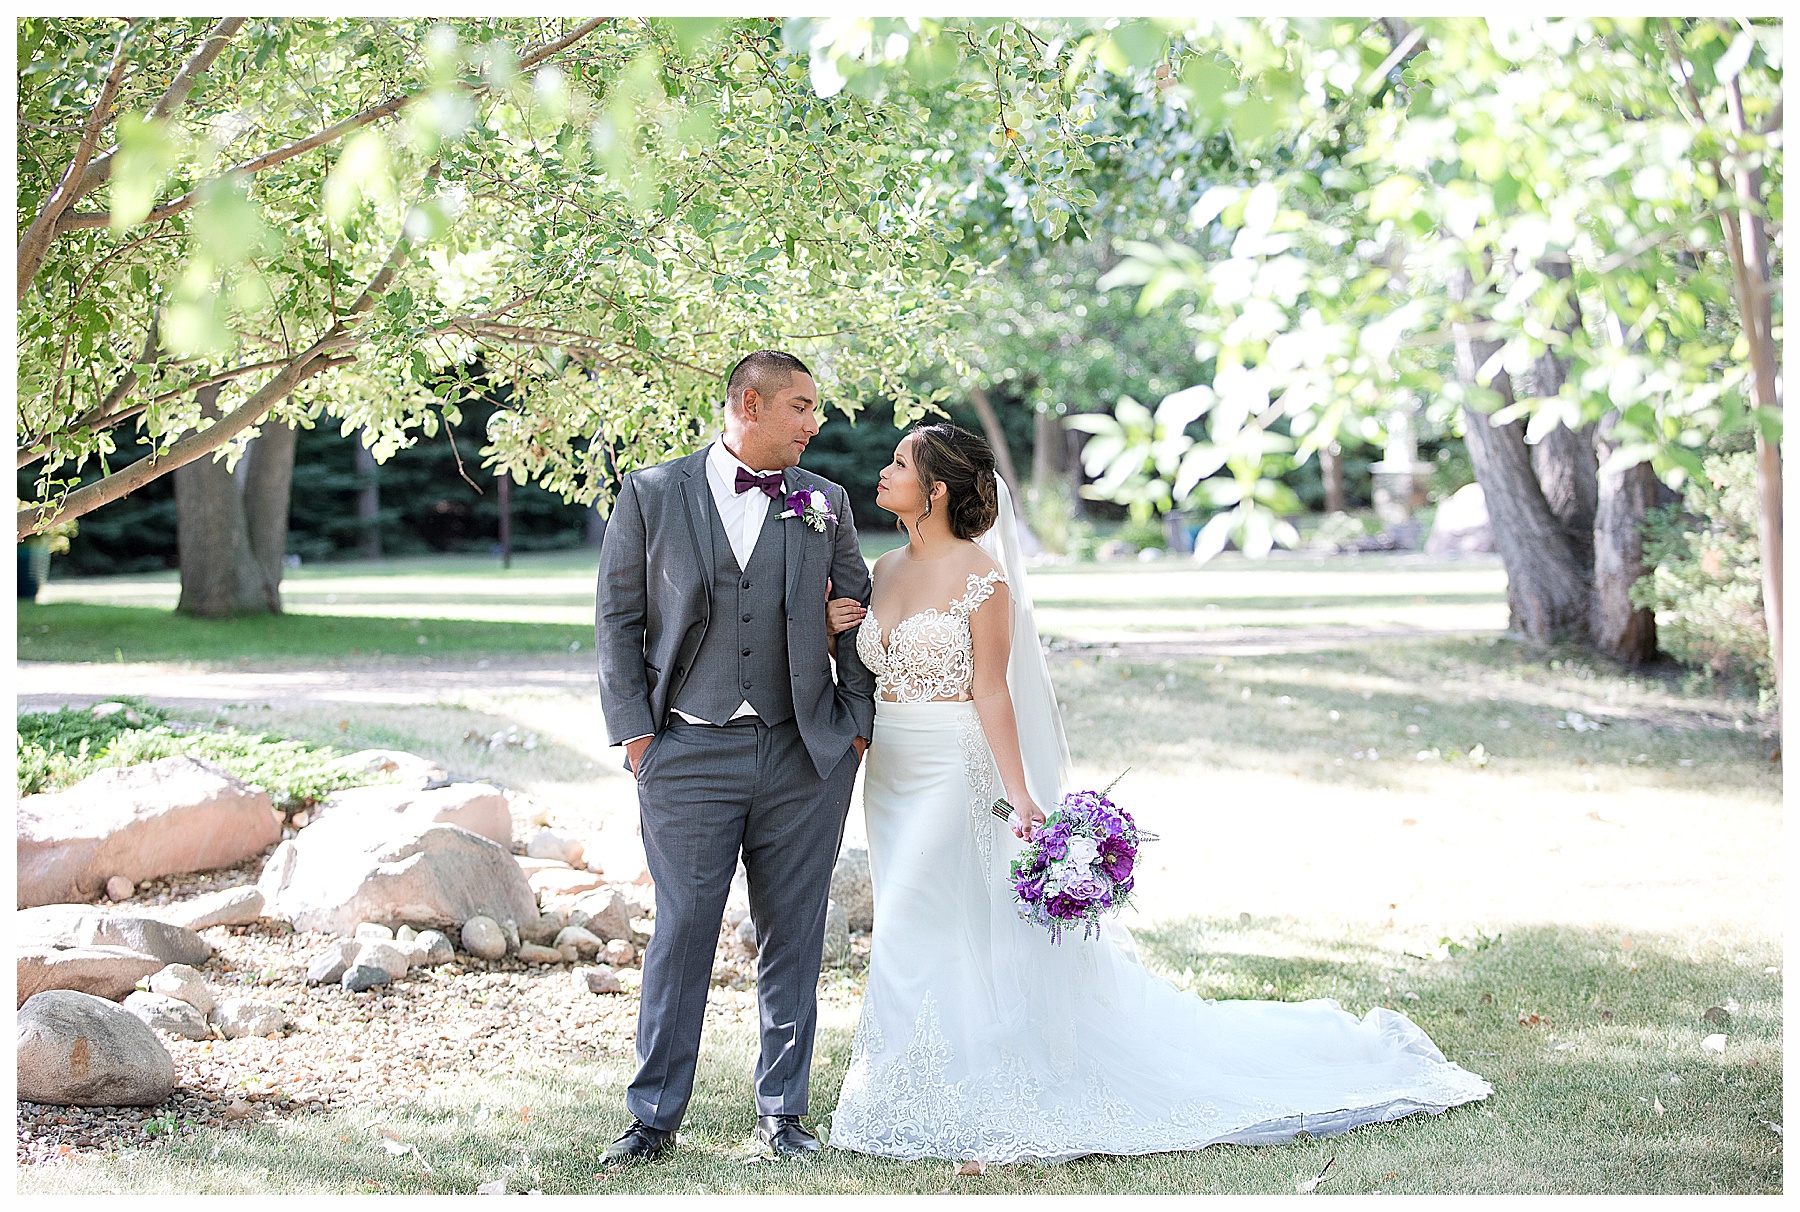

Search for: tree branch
xmin=67 ymin=17 xmax=248 ymax=205
xmin=54 ymin=18 xmax=609 ymax=235
xmin=17 ymin=24 xmax=136 ymax=304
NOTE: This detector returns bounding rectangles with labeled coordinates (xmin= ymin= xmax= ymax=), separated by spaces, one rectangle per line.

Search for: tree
xmin=17 ymin=17 xmax=1112 ymax=558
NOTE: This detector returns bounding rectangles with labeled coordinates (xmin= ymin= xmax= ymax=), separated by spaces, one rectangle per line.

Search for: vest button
xmin=741 ymin=648 xmax=752 ymax=657
xmin=742 ymin=680 xmax=752 ymax=689
xmin=741 ymin=580 xmax=751 ymax=590
xmin=742 ymin=613 xmax=752 ymax=622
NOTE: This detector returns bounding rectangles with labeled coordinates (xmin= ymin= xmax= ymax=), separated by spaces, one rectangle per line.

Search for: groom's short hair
xmin=725 ymin=350 xmax=812 ymax=413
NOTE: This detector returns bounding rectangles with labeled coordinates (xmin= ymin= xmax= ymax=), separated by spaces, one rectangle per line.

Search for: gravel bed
xmin=16 ymin=868 xmax=869 ymax=1169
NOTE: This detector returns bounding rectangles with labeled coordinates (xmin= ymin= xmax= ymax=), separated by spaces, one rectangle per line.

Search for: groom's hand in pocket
xmin=625 ymin=734 xmax=654 ymax=779
xmin=853 ymin=736 xmax=869 ymax=762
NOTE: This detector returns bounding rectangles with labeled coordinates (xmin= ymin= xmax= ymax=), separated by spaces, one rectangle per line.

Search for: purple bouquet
xmin=1001 ymin=777 xmax=1152 ymax=943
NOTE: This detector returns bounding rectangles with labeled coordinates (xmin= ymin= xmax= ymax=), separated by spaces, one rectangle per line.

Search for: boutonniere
xmin=778 ymin=487 xmax=837 ymax=532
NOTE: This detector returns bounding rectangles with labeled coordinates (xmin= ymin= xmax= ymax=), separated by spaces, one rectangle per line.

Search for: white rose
xmin=809 ymin=489 xmax=829 ymax=512
xmin=1064 ymin=836 xmax=1101 ymax=870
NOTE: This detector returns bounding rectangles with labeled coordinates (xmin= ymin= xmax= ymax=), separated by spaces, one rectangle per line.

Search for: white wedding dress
xmin=827 ymin=481 xmax=1492 ymax=1164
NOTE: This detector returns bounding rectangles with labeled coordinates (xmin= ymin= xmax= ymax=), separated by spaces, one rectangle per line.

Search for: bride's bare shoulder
xmin=952 ymin=541 xmax=1004 ymax=583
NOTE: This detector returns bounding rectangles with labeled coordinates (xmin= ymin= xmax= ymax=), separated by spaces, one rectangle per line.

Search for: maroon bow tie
xmin=734 ymin=467 xmax=785 ymax=499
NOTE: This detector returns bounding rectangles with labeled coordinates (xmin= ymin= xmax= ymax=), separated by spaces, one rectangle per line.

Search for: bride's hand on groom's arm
xmin=824 ymin=577 xmax=867 ymax=636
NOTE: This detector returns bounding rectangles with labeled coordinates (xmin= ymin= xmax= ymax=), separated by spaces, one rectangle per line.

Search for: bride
xmin=821 ymin=422 xmax=1490 ymax=1164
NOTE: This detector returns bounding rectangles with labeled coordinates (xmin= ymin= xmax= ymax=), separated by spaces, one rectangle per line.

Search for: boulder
xmin=414 ymin=930 xmax=456 ymax=966
xmin=554 ymin=925 xmax=604 ymax=959
xmin=526 ymin=829 xmax=586 ymax=868
xmin=17 ymin=758 xmax=282 ymax=909
xmin=17 ymin=905 xmax=212 ymax=966
xmin=312 ymin=781 xmax=512 ymax=848
xmin=148 ymin=963 xmax=215 ymax=1015
xmin=17 ymin=946 xmax=165 ymax=1007
xmin=256 ymin=817 xmax=538 ymax=937
xmin=305 ymin=940 xmax=359 ymax=986
xmin=210 ymin=998 xmax=283 ymax=1039
xmin=822 ymin=898 xmax=852 ymax=967
xmin=17 ymin=990 xmax=176 ymax=1106
xmin=530 ymin=867 xmax=606 ymax=902
xmin=830 ymin=848 xmax=873 ymax=933
xmin=146 ymin=885 xmax=266 ymax=931
xmin=324 ymin=749 xmax=449 ymax=788
xmin=1425 ymin=483 xmax=1495 ymax=557
xmin=460 ymin=916 xmax=507 ymax=961
xmin=123 ymin=991 xmax=211 ymax=1041
xmin=354 ymin=940 xmax=412 ymax=980
xmin=568 ymin=888 xmax=634 ymax=943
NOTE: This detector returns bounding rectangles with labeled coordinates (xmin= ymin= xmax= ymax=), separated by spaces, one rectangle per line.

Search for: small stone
xmin=341 ymin=964 xmax=391 ymax=993
xmin=460 ymin=916 xmax=507 ymax=961
xmin=354 ymin=940 xmax=411 ymax=980
xmin=1701 ymin=1033 xmax=1727 ymax=1054
xmin=123 ymin=991 xmax=211 ymax=1041
xmin=354 ymin=923 xmax=395 ymax=941
xmin=526 ymin=828 xmax=585 ymax=868
xmin=105 ymin=876 xmax=135 ymax=902
xmin=553 ymin=925 xmax=603 ymax=959
xmin=518 ymin=913 xmax=563 ymax=947
xmin=578 ymin=965 xmax=623 ymax=994
xmin=516 ymin=943 xmax=564 ymax=965
xmin=569 ymin=888 xmax=634 ymax=942
xmin=395 ymin=925 xmax=420 ymax=943
xmin=724 ymin=906 xmax=750 ymax=929
xmin=735 ymin=916 xmax=759 ymax=954
xmin=414 ymin=930 xmax=455 ymax=966
xmin=148 ymin=963 xmax=215 ymax=1015
xmin=305 ymin=940 xmax=358 ymax=986
xmin=1703 ymin=1006 xmax=1731 ymax=1026
xmin=209 ymin=998 xmax=284 ymax=1039
xmin=601 ymin=938 xmax=636 ymax=968
xmin=501 ymin=918 xmax=521 ymax=954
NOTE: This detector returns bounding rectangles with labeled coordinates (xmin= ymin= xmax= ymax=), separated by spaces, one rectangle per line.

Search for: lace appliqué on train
xmin=856 ymin=569 xmax=1007 ymax=703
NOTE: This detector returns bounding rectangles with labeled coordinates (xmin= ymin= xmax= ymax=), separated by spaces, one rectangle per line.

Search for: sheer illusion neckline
xmin=858 ymin=569 xmax=1007 ymax=705
xmin=865 ymin=568 xmax=1006 ymax=655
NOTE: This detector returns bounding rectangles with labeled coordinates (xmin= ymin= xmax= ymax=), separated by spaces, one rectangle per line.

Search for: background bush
xmin=1631 ymin=449 xmax=1771 ymax=697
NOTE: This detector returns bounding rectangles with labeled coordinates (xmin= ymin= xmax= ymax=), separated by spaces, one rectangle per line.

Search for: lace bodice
xmin=856 ymin=569 xmax=1007 ymax=703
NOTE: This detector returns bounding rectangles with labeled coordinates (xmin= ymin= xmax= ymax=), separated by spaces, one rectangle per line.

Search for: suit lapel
xmin=782 ymin=470 xmax=807 ymax=607
xmin=679 ymin=451 xmax=717 ymax=611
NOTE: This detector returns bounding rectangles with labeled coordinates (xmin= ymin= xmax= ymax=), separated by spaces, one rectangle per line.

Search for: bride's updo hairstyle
xmin=908 ymin=423 xmax=1000 ymax=540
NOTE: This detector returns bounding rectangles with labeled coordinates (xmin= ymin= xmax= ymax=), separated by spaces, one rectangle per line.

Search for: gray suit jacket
xmin=595 ymin=449 xmax=876 ymax=779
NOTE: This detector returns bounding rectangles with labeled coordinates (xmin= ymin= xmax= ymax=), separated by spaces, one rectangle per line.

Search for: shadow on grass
xmin=20 ymin=921 xmax=1779 ymax=1195
xmin=1056 ymin=636 xmax=1777 ymax=785
xmin=17 ymin=603 xmax=591 ymax=663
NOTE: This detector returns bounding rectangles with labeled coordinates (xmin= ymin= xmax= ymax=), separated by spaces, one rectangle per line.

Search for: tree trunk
xmin=1032 ymin=408 xmax=1064 ymax=492
xmin=497 ymin=472 xmax=512 ymax=569
xmin=355 ymin=437 xmax=382 ymax=559
xmin=1320 ymin=441 xmax=1346 ymax=513
xmin=175 ymin=385 xmax=278 ymax=617
xmin=1521 ymin=258 xmax=1599 ymax=571
xmin=1450 ymin=268 xmax=1591 ymax=645
xmin=1591 ymin=413 xmax=1658 ymax=664
xmin=968 ymin=386 xmax=1041 ymax=553
xmin=242 ymin=414 xmax=296 ymax=606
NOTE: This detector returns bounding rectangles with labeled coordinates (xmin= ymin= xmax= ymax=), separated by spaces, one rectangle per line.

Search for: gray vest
xmin=668 ymin=499 xmax=795 ymax=726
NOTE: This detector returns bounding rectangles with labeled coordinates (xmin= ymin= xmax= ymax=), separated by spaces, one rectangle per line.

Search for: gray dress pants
xmin=625 ymin=716 xmax=858 ymax=1132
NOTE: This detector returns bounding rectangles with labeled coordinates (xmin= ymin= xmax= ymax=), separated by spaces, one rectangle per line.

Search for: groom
xmin=593 ymin=350 xmax=874 ymax=1164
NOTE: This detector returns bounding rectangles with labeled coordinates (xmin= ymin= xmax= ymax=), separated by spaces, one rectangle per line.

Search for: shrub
xmin=1631 ymin=451 xmax=1771 ymax=697
xmin=17 ymin=702 xmax=383 ymax=810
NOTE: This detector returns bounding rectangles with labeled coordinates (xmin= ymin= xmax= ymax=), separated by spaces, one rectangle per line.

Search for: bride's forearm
xmin=971 ymin=689 xmax=1033 ymax=806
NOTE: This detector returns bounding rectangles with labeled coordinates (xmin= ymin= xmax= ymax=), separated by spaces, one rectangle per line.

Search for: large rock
xmin=145 ymin=885 xmax=266 ymax=931
xmin=17 ymin=757 xmax=283 ymax=908
xmin=568 ymin=888 xmax=634 ymax=943
xmin=123 ymin=991 xmax=211 ymax=1041
xmin=256 ymin=817 xmax=538 ymax=936
xmin=17 ymin=905 xmax=211 ymax=967
xmin=1425 ymin=483 xmax=1495 ymax=557
xmin=17 ymin=990 xmax=176 ymax=1106
xmin=312 ymin=781 xmax=513 ymax=848
xmin=830 ymin=848 xmax=874 ymax=933
xmin=325 ymin=749 xmax=449 ymax=788
xmin=17 ymin=946 xmax=164 ymax=1007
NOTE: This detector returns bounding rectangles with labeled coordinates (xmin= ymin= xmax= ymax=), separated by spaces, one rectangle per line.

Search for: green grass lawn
xmin=15 ymin=918 xmax=1780 ymax=1195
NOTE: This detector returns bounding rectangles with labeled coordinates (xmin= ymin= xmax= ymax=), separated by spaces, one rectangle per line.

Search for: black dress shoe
xmin=600 ymin=1120 xmax=673 ymax=1166
xmin=756 ymin=1114 xmax=821 ymax=1157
